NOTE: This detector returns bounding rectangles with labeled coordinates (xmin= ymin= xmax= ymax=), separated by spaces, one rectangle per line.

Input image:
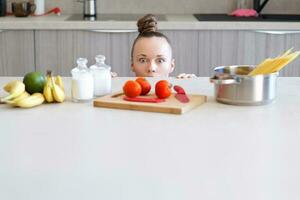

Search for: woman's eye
xmin=157 ymin=58 xmax=165 ymax=63
xmin=139 ymin=58 xmax=146 ymax=63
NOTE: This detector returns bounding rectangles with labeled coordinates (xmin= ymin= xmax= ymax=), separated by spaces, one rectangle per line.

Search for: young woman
xmin=130 ymin=14 xmax=196 ymax=79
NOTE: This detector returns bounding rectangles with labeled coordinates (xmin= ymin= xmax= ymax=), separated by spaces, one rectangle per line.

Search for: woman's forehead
xmin=133 ymin=37 xmax=172 ymax=57
xmin=137 ymin=53 xmax=166 ymax=57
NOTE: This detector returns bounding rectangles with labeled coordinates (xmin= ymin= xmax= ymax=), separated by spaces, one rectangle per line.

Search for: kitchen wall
xmin=7 ymin=0 xmax=300 ymax=14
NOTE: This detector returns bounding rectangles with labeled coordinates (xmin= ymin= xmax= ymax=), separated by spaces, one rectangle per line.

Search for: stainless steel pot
xmin=210 ymin=65 xmax=278 ymax=106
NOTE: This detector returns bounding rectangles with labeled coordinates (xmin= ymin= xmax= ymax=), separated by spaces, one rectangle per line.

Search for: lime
xmin=23 ymin=72 xmax=46 ymax=94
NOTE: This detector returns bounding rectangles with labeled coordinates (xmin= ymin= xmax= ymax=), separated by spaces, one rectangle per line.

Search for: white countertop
xmin=1 ymin=14 xmax=300 ymax=30
xmin=1 ymin=77 xmax=300 ymax=199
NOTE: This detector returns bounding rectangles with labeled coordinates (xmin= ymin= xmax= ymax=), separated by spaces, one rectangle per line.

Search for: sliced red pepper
xmin=123 ymin=96 xmax=166 ymax=103
xmin=173 ymin=85 xmax=190 ymax=103
xmin=173 ymin=85 xmax=186 ymax=94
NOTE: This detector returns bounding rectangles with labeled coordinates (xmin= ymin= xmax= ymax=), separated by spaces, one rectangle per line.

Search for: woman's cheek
xmin=160 ymin=63 xmax=171 ymax=74
xmin=137 ymin=64 xmax=147 ymax=73
xmin=133 ymin=64 xmax=147 ymax=76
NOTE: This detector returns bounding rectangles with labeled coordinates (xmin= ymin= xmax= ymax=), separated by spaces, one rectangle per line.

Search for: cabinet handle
xmin=89 ymin=29 xmax=137 ymax=33
xmin=255 ymin=30 xmax=300 ymax=35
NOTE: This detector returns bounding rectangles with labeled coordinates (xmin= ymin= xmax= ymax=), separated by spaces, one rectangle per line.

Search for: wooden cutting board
xmin=93 ymin=92 xmax=207 ymax=114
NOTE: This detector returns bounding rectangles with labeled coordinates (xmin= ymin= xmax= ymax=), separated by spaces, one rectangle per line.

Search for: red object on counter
xmin=33 ymin=7 xmax=61 ymax=16
xmin=229 ymin=9 xmax=258 ymax=17
xmin=173 ymin=85 xmax=186 ymax=94
xmin=123 ymin=96 xmax=166 ymax=103
xmin=173 ymin=85 xmax=190 ymax=103
xmin=6 ymin=7 xmax=61 ymax=16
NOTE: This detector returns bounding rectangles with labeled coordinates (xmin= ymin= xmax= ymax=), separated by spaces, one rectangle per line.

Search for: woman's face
xmin=131 ymin=37 xmax=175 ymax=77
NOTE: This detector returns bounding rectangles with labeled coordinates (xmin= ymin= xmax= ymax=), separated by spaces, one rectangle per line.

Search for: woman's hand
xmin=176 ymin=73 xmax=197 ymax=79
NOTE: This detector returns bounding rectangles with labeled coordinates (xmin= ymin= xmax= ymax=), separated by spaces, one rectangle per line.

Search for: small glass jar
xmin=90 ymin=55 xmax=112 ymax=97
xmin=71 ymin=58 xmax=94 ymax=102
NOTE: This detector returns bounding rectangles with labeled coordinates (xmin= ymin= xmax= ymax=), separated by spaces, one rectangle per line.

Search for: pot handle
xmin=210 ymin=76 xmax=241 ymax=84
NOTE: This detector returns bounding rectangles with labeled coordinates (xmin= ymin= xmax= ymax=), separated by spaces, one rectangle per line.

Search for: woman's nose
xmin=148 ymin=68 xmax=156 ymax=73
xmin=147 ymin=61 xmax=157 ymax=73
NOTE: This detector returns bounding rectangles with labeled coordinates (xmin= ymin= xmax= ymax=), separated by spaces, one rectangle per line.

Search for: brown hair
xmin=131 ymin=14 xmax=172 ymax=60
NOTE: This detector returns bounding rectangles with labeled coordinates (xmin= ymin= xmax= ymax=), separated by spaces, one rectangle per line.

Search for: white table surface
xmin=1 ymin=77 xmax=300 ymax=200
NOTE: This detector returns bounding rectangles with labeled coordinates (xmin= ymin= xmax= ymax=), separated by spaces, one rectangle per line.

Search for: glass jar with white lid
xmin=71 ymin=58 xmax=94 ymax=102
xmin=90 ymin=55 xmax=112 ymax=97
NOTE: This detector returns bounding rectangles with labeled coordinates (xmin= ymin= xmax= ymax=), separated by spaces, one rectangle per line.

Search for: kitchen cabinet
xmin=263 ymin=30 xmax=300 ymax=77
xmin=2 ymin=30 xmax=300 ymax=77
xmin=35 ymin=30 xmax=137 ymax=76
xmin=33 ymin=30 xmax=300 ymax=77
xmin=196 ymin=30 xmax=300 ymax=77
xmin=35 ymin=30 xmax=203 ymax=77
xmin=162 ymin=31 xmax=199 ymax=76
xmin=197 ymin=30 xmax=267 ymax=76
xmin=0 ymin=30 xmax=35 ymax=76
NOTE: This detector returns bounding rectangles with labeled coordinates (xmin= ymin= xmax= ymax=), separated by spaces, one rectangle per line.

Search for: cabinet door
xmin=284 ymin=33 xmax=300 ymax=76
xmin=162 ymin=31 xmax=199 ymax=76
xmin=35 ymin=30 xmax=74 ymax=76
xmin=197 ymin=30 xmax=300 ymax=77
xmin=197 ymin=30 xmax=268 ymax=77
xmin=0 ymin=30 xmax=35 ymax=76
xmin=258 ymin=31 xmax=300 ymax=77
xmin=35 ymin=30 xmax=136 ymax=76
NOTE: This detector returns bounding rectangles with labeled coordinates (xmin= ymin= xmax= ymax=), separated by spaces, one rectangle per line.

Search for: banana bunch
xmin=1 ymin=80 xmax=25 ymax=102
xmin=1 ymin=80 xmax=44 ymax=108
xmin=43 ymin=71 xmax=65 ymax=103
xmin=9 ymin=93 xmax=44 ymax=108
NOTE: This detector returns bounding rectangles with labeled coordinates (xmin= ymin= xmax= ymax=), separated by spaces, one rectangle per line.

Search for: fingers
xmin=176 ymin=73 xmax=197 ymax=79
xmin=111 ymin=72 xmax=118 ymax=78
xmin=110 ymin=72 xmax=196 ymax=78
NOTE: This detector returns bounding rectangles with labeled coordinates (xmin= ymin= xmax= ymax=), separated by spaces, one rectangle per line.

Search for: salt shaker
xmin=90 ymin=55 xmax=112 ymax=96
xmin=71 ymin=58 xmax=94 ymax=102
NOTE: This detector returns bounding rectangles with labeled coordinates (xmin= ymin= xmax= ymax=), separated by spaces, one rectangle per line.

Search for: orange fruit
xmin=136 ymin=77 xmax=151 ymax=95
xmin=155 ymin=80 xmax=172 ymax=99
xmin=123 ymin=80 xmax=142 ymax=98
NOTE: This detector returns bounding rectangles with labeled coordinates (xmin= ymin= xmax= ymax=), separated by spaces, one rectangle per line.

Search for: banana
xmin=43 ymin=75 xmax=54 ymax=103
xmin=55 ymin=75 xmax=64 ymax=91
xmin=45 ymin=70 xmax=65 ymax=103
xmin=51 ymin=78 xmax=65 ymax=103
xmin=1 ymin=80 xmax=25 ymax=102
xmin=6 ymin=92 xmax=30 ymax=106
xmin=3 ymin=80 xmax=18 ymax=92
xmin=15 ymin=93 xmax=44 ymax=108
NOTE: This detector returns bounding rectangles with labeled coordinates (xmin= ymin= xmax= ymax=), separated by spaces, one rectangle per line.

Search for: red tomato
xmin=135 ymin=77 xmax=151 ymax=95
xmin=155 ymin=80 xmax=172 ymax=99
xmin=123 ymin=80 xmax=142 ymax=98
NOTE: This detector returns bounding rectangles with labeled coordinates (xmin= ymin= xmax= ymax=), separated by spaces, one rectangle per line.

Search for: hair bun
xmin=137 ymin=14 xmax=158 ymax=34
